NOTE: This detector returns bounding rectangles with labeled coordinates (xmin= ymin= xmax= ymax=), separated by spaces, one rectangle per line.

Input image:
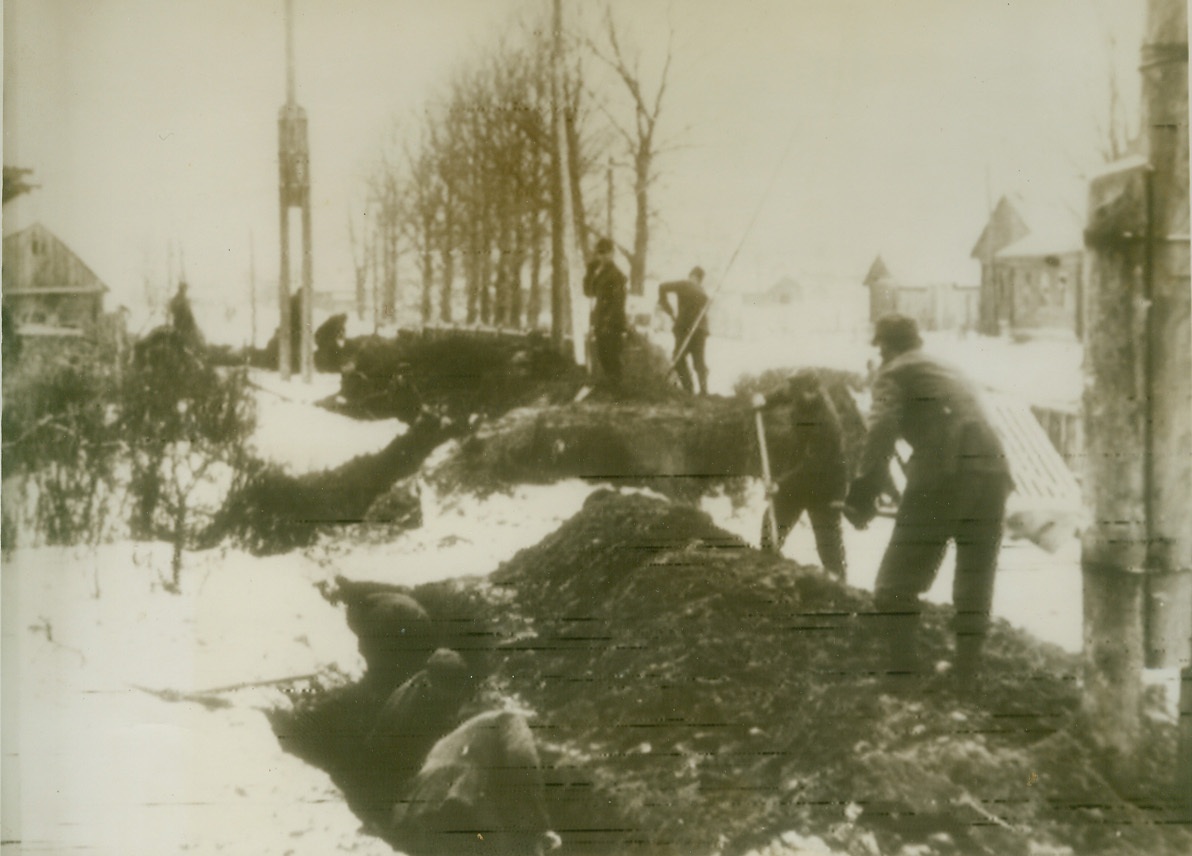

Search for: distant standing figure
xmin=752 ymin=370 xmax=848 ymax=577
xmin=582 ymin=238 xmax=628 ymax=386
xmin=168 ymin=280 xmax=200 ymax=344
xmin=657 ymin=266 xmax=710 ymax=395
xmin=844 ymin=314 xmax=1013 ymax=696
xmin=314 ymin=313 xmax=348 ymax=372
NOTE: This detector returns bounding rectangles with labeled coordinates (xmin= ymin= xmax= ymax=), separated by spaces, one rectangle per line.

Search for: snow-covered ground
xmin=0 ymin=338 xmax=1101 ymax=855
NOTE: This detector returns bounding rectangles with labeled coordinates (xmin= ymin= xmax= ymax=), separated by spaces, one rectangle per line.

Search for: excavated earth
xmin=265 ymin=335 xmax=1188 ymax=856
xmin=274 ymin=493 xmax=1187 ymax=856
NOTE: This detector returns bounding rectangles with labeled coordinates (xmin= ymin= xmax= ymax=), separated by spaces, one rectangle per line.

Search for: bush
xmin=1 ymin=337 xmax=125 ymax=547
xmin=121 ymin=329 xmax=257 ymax=590
xmin=1 ymin=328 xmax=258 ymax=592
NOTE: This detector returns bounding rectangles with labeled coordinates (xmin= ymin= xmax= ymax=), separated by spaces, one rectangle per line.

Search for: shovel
xmin=754 ymin=405 xmax=781 ymax=551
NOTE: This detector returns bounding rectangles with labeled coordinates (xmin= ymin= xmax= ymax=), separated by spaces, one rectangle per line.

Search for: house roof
xmin=971 ymin=194 xmax=1084 ymax=260
xmin=995 ymin=232 xmax=1084 ymax=260
xmin=3 ymin=223 xmax=110 ymax=295
xmin=863 ymin=255 xmax=892 ymax=287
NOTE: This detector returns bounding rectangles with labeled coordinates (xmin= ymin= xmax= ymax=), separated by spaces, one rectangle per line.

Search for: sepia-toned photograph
xmin=2 ymin=1 xmax=1189 ymax=854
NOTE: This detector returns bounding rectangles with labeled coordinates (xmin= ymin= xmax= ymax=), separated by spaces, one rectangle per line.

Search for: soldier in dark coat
xmin=752 ymin=369 xmax=848 ymax=577
xmin=657 ymin=266 xmax=710 ymax=395
xmin=844 ymin=314 xmax=1013 ymax=695
xmin=582 ymin=238 xmax=628 ymax=386
xmin=168 ymin=280 xmax=201 ymax=346
xmin=368 ymin=649 xmax=559 ymax=856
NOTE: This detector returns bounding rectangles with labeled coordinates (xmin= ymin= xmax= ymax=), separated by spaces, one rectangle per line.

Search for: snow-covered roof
xmin=995 ymin=231 xmax=1084 ymax=259
xmin=971 ymin=192 xmax=1086 ymax=260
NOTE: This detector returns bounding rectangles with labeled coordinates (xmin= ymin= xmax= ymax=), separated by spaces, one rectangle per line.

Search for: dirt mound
xmin=418 ymin=365 xmax=870 ymax=506
xmin=272 ymin=491 xmax=1185 ymax=855
xmin=480 ymin=491 xmax=1186 ymax=856
xmin=205 ymin=413 xmax=461 ymax=555
xmin=332 ymin=330 xmax=587 ymax=422
xmin=425 ymin=395 xmax=754 ymax=501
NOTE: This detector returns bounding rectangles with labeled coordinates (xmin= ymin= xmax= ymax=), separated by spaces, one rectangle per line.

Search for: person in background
xmin=844 ymin=314 xmax=1013 ymax=697
xmin=582 ymin=238 xmax=628 ymax=387
xmin=168 ymin=280 xmax=201 ymax=346
xmin=751 ymin=369 xmax=848 ymax=578
xmin=657 ymin=266 xmax=710 ymax=395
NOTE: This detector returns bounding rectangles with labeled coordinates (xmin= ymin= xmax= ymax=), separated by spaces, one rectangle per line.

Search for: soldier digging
xmin=844 ymin=314 xmax=1013 ymax=697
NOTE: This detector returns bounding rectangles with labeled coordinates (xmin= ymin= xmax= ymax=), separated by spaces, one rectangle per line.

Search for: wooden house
xmin=2 ymin=223 xmax=108 ymax=332
xmin=970 ymin=196 xmax=1084 ymax=339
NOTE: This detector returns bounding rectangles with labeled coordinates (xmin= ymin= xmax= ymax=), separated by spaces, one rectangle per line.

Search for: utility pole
xmin=249 ymin=232 xmax=257 ymax=350
xmin=278 ymin=0 xmax=314 ymax=382
xmin=1082 ymin=0 xmax=1189 ymax=803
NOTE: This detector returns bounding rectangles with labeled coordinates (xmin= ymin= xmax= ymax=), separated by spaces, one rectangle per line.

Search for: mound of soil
xmin=426 ymin=396 xmax=754 ymax=502
xmin=421 ymin=366 xmax=868 ymax=503
xmin=205 ymin=413 xmax=463 ymax=555
xmin=332 ymin=330 xmax=588 ymax=422
xmin=274 ymin=492 xmax=1187 ymax=856
xmin=486 ymin=492 xmax=1185 ymax=856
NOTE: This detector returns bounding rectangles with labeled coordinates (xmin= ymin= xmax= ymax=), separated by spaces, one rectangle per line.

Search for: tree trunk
xmin=565 ymin=106 xmax=590 ymax=260
xmin=629 ymin=148 xmax=652 ymax=296
xmin=420 ymin=247 xmax=434 ymax=324
xmin=439 ymin=244 xmax=455 ymax=325
xmin=528 ymin=216 xmax=543 ymax=330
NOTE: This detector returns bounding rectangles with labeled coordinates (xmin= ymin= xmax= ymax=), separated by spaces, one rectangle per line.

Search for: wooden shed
xmin=2 ymin=223 xmax=108 ymax=332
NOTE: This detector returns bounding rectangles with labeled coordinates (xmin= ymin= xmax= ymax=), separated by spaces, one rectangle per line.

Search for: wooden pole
xmin=1139 ymin=0 xmax=1191 ymax=816
xmin=301 ymin=189 xmax=313 ymax=382
xmin=278 ymin=205 xmax=292 ymax=380
xmin=1081 ymin=0 xmax=1190 ymax=795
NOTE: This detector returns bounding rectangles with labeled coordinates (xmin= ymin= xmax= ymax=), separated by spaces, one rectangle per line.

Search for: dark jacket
xmin=766 ymin=378 xmax=848 ymax=502
xmin=857 ymin=349 xmax=1011 ymax=491
xmin=657 ymin=279 xmax=709 ymax=336
xmin=583 ymin=258 xmax=628 ymax=335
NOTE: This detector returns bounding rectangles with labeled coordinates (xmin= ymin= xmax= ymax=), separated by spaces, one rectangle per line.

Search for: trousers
xmin=873 ymin=472 xmax=1010 ymax=640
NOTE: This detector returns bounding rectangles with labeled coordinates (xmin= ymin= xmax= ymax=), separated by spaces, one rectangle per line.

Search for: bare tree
xmin=1093 ymin=32 xmax=1138 ymax=163
xmin=586 ymin=6 xmax=675 ymax=296
xmin=346 ymin=205 xmax=368 ymax=321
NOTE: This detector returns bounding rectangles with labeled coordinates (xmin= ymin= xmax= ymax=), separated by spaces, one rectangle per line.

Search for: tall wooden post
xmin=278 ymin=0 xmax=313 ymax=382
xmin=1082 ymin=0 xmax=1190 ymax=799
xmin=1140 ymin=0 xmax=1191 ymax=816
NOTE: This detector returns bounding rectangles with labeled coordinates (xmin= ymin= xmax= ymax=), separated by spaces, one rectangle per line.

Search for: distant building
xmin=742 ymin=275 xmax=803 ymax=307
xmin=970 ymin=195 xmax=1084 ymax=339
xmin=2 ymin=223 xmax=108 ymax=333
xmin=862 ymin=254 xmax=979 ymax=333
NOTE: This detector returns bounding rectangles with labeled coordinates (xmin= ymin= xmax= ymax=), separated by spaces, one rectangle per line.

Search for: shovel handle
xmin=754 ymin=409 xmax=781 ymax=551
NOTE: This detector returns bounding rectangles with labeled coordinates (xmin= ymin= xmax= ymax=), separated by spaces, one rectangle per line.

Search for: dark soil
xmin=329 ymin=329 xmax=590 ymax=423
xmin=204 ymin=412 xmax=463 ymax=555
xmin=421 ymin=366 xmax=868 ymax=504
xmin=273 ymin=491 xmax=1189 ymax=856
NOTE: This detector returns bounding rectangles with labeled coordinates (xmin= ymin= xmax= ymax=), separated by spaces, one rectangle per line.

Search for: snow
xmin=3 ymin=543 xmax=391 ymax=855
xmin=248 ymin=370 xmax=405 ymax=474
xmin=0 ymin=337 xmax=1102 ymax=854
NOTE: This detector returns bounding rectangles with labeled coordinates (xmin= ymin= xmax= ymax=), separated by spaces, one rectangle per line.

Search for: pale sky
xmin=3 ymin=0 xmax=1145 ymax=342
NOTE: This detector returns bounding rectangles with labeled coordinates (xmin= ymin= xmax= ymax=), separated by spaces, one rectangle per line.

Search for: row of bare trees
xmin=347 ymin=4 xmax=675 ymax=337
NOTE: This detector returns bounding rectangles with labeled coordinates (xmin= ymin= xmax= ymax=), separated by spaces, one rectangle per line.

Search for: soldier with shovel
xmin=751 ymin=369 xmax=848 ymax=579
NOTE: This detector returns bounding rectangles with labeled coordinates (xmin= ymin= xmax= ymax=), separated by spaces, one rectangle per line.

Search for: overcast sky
xmin=4 ymin=0 xmax=1145 ymax=341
